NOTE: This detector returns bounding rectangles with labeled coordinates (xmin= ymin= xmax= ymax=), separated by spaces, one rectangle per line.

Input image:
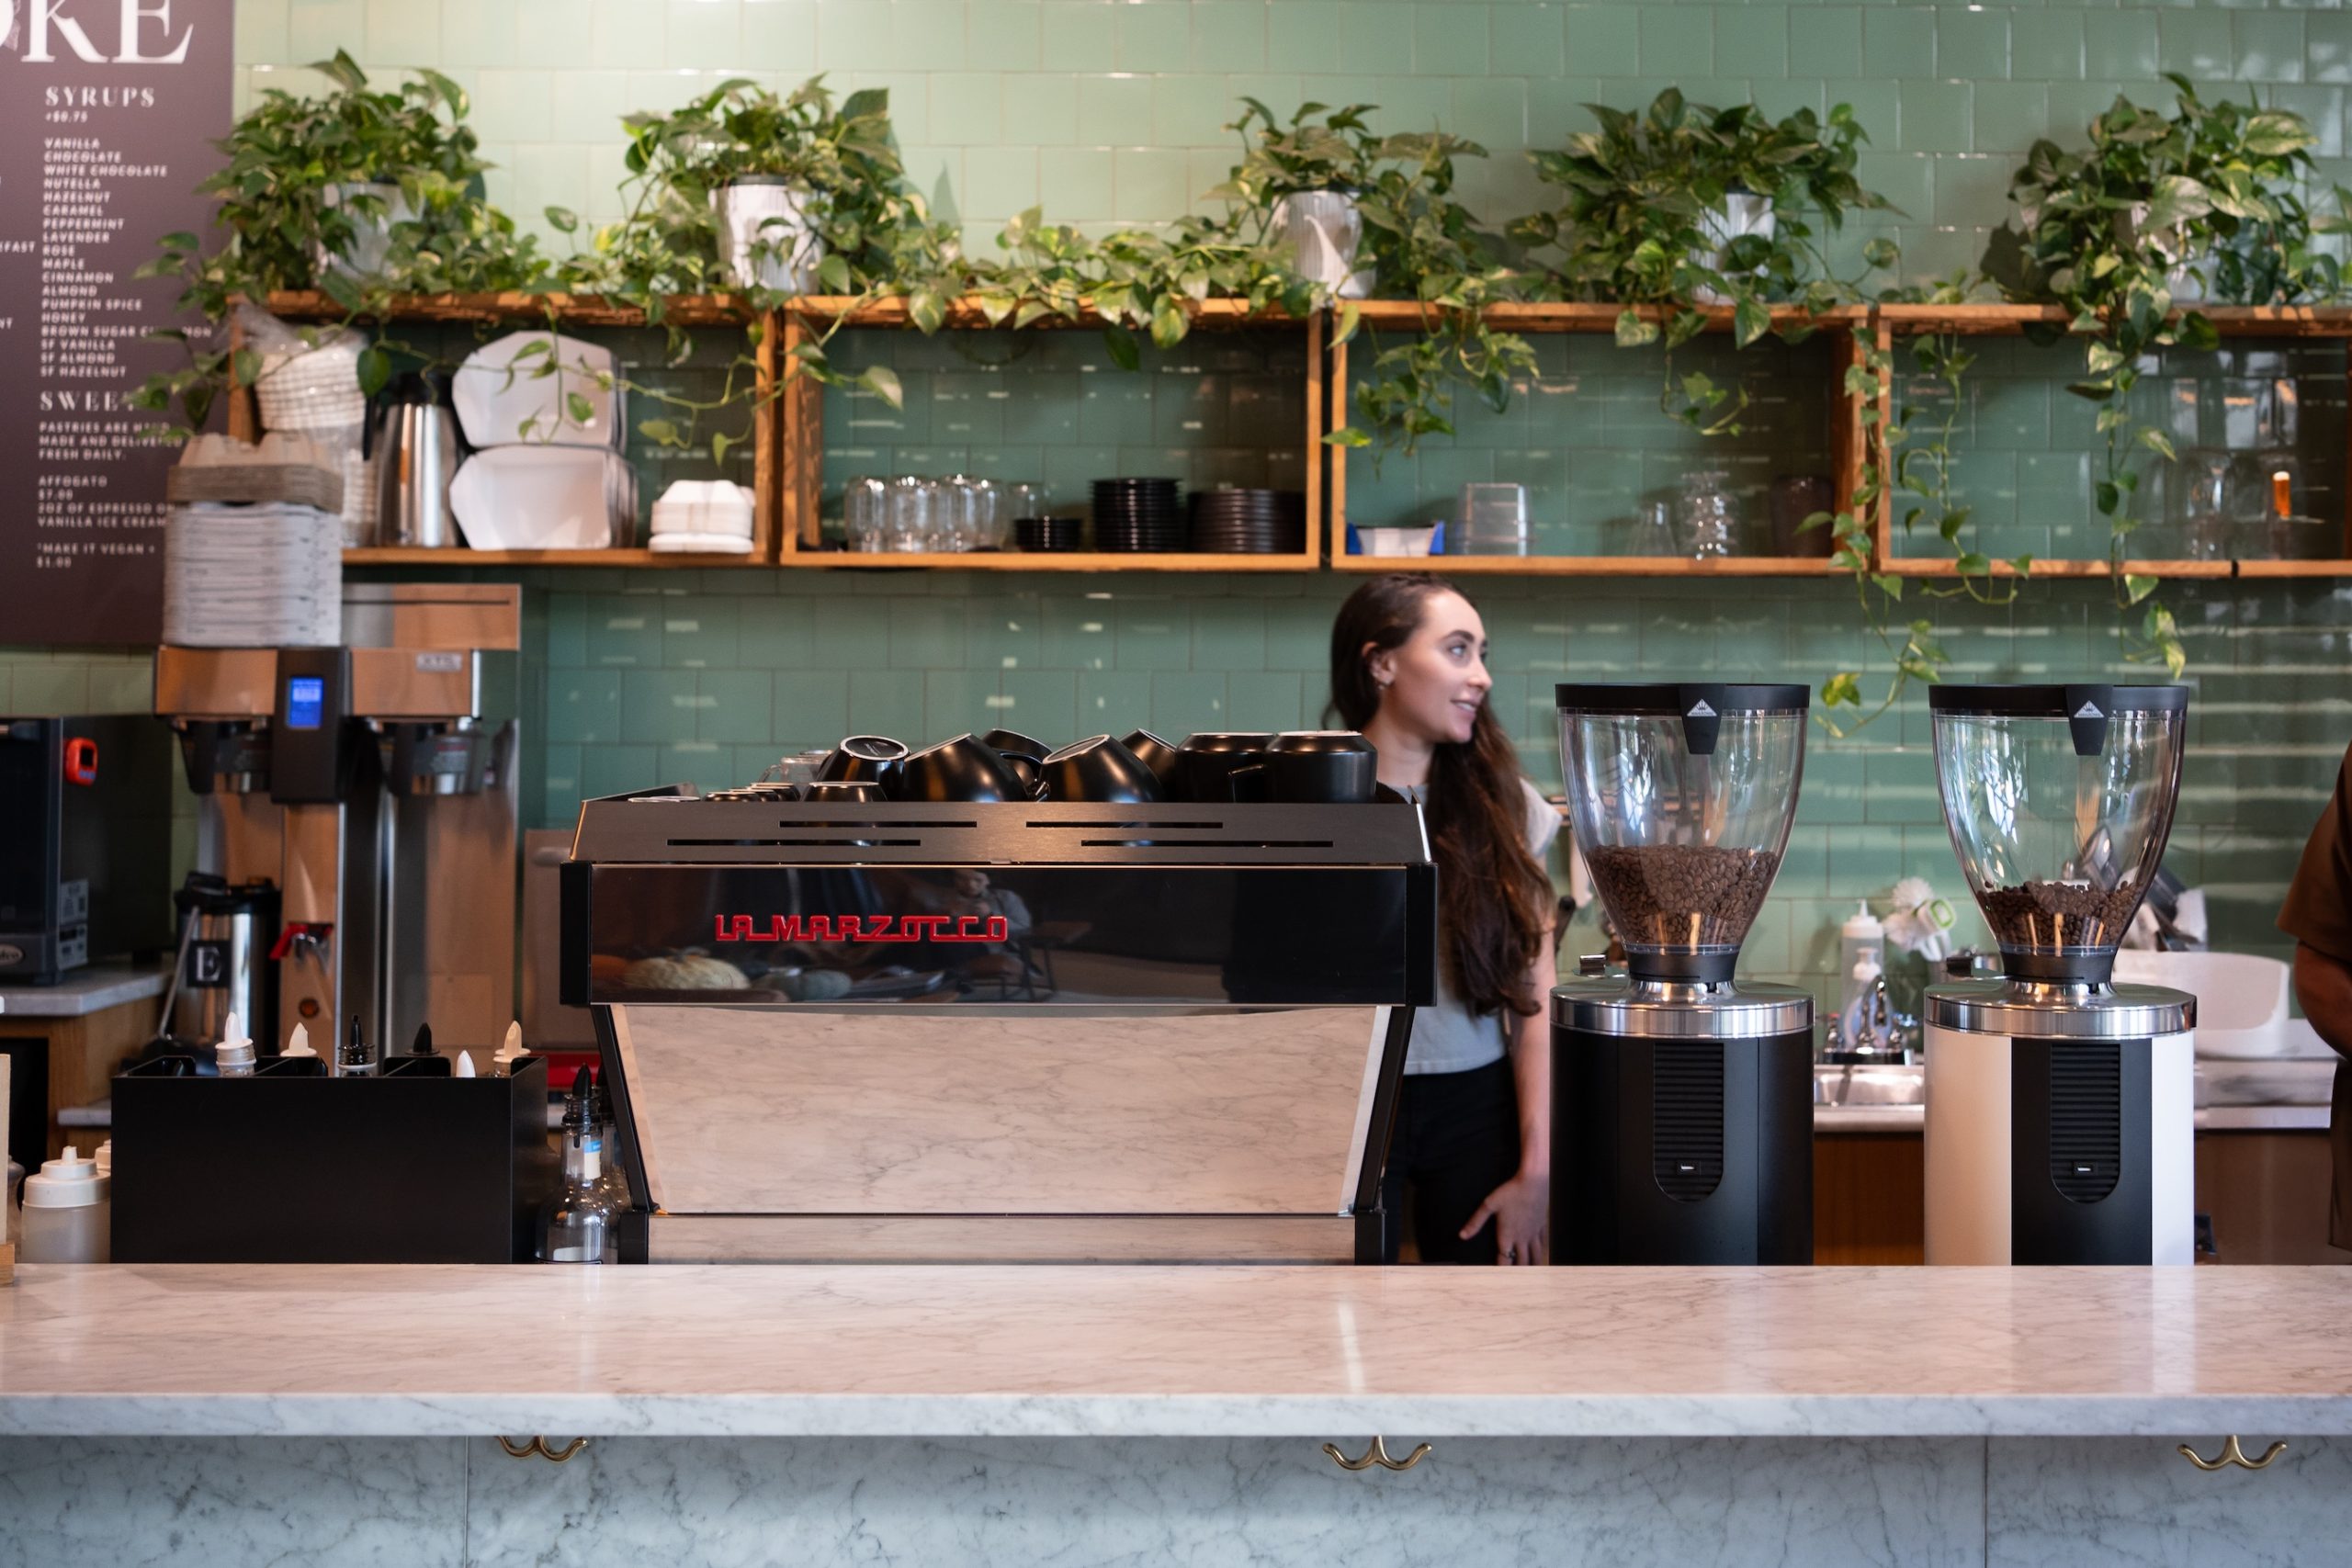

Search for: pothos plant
xmin=550 ymin=74 xmax=930 ymax=458
xmin=1805 ymin=275 xmax=2026 ymax=737
xmin=1982 ymin=74 xmax=2350 ymax=677
xmin=1513 ymin=90 xmax=1895 ymax=434
xmin=131 ymin=51 xmax=551 ymax=433
xmin=1205 ymin=101 xmax=1534 ymax=457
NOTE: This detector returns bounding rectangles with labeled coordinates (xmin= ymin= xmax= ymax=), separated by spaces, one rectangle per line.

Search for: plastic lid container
xmin=1928 ymin=684 xmax=2187 ymax=984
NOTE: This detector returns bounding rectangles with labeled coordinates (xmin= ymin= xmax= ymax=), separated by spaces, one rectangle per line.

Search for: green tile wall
xmin=511 ymin=567 xmax=2352 ymax=1011
xmin=13 ymin=0 xmax=2352 ymax=1005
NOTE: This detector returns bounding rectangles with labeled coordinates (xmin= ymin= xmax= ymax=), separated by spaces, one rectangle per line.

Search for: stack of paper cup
xmin=163 ymin=502 xmax=343 ymax=647
xmin=254 ymin=334 xmax=372 ymax=547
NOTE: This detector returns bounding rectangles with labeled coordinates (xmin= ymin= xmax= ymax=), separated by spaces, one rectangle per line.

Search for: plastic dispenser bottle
xmin=1837 ymin=902 xmax=1885 ymax=1049
xmin=538 ymin=1068 xmax=616 ymax=1264
xmin=216 ymin=1010 xmax=255 ymax=1077
xmin=19 ymin=1145 xmax=109 ymax=1263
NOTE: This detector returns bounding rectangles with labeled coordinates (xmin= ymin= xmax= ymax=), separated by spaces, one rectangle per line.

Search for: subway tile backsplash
xmin=503 ymin=569 xmax=2352 ymax=1009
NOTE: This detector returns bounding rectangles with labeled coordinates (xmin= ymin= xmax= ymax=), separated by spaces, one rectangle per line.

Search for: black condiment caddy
xmin=110 ymin=1055 xmax=558 ymax=1263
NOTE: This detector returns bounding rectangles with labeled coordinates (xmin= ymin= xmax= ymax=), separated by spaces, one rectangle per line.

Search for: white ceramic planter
xmin=1272 ymin=190 xmax=1374 ymax=299
xmin=1691 ymin=191 xmax=1776 ymax=305
xmin=316 ymin=181 xmax=414 ymax=281
xmin=716 ymin=178 xmax=824 ymax=293
xmin=2116 ymin=203 xmax=2208 ymax=302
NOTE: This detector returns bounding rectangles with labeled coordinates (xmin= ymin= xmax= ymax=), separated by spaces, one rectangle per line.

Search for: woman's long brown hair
xmin=1328 ymin=571 xmax=1553 ymax=1019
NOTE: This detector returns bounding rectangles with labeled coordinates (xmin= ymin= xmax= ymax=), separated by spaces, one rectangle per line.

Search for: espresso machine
xmin=1551 ymin=683 xmax=1814 ymax=1266
xmin=560 ymin=751 xmax=1433 ymax=1265
xmin=1923 ymin=684 xmax=2196 ymax=1266
xmin=152 ymin=583 xmax=522 ymax=1055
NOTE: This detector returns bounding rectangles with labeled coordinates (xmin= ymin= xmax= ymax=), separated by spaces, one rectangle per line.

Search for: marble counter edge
xmin=5 ymin=1391 xmax=2351 ymax=1440
xmin=0 ymin=965 xmax=169 ymax=1018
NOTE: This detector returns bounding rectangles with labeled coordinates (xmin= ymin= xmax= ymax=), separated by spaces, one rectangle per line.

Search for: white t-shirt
xmin=1397 ymin=776 xmax=1561 ymax=1076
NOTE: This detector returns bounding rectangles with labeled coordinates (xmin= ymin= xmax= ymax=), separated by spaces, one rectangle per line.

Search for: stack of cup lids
xmin=650 ymin=480 xmax=758 ymax=554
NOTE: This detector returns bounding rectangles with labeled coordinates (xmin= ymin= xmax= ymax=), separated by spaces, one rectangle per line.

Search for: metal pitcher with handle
xmin=368 ymin=370 xmax=463 ymax=547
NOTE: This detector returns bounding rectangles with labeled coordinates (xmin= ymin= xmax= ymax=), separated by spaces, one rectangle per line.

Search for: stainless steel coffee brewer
xmin=153 ymin=583 xmax=521 ymax=1054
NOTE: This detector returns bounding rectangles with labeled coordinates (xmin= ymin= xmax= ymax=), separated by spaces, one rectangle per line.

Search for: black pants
xmin=1378 ymin=1057 xmax=1521 ymax=1266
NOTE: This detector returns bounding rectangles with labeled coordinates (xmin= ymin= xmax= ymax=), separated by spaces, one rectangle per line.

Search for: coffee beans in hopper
xmin=1978 ymin=879 xmax=2143 ymax=950
xmin=1586 ymin=844 xmax=1782 ymax=951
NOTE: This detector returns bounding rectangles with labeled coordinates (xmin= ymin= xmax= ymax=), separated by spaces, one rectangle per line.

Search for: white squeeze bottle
xmin=1835 ymin=902 xmax=1886 ymax=1052
xmin=20 ymin=1145 xmax=109 ymax=1263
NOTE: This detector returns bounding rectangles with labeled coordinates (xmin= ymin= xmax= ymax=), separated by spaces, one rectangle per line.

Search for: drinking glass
xmin=1678 ymin=469 xmax=1739 ymax=559
xmin=842 ymin=475 xmax=887 ymax=553
xmin=2172 ymin=450 xmax=2231 ymax=561
xmin=886 ymin=475 xmax=933 ymax=553
xmin=1629 ymin=500 xmax=1679 ymax=557
xmin=1003 ymin=480 xmax=1049 ymax=525
xmin=1453 ymin=482 xmax=1530 ymax=556
xmin=965 ymin=477 xmax=1005 ymax=549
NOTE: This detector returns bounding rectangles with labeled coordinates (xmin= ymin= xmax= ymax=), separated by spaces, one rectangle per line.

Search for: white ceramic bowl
xmin=454 ymin=332 xmax=622 ymax=449
xmin=448 ymin=446 xmax=627 ymax=550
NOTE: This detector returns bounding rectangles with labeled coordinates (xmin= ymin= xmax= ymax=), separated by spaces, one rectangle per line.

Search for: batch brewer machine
xmin=560 ymin=788 xmax=1435 ymax=1264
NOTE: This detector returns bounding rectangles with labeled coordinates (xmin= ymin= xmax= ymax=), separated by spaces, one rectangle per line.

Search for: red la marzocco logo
xmin=713 ymin=913 xmax=1009 ymax=944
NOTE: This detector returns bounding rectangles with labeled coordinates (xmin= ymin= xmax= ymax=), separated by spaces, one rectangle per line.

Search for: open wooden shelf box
xmin=226 ymin=293 xmax=2352 ymax=581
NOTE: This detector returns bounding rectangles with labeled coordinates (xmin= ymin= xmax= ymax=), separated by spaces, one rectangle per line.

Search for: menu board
xmin=0 ymin=0 xmax=232 ymax=644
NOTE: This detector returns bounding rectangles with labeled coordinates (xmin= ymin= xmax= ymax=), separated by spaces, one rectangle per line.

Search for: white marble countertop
xmin=5 ymin=1263 xmax=2352 ymax=1439
xmin=0 ymin=964 xmax=168 ymax=1018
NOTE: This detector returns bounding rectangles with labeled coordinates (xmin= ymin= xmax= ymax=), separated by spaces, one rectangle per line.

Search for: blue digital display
xmin=286 ymin=676 xmax=325 ymax=730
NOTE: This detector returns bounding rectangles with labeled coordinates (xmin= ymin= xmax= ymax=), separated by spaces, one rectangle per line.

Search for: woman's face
xmin=1366 ymin=590 xmax=1492 ymax=746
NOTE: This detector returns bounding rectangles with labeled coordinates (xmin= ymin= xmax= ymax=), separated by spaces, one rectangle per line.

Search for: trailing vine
xmin=1984 ymin=75 xmax=2351 ymax=676
xmin=1514 ymin=89 xmax=1896 ymax=434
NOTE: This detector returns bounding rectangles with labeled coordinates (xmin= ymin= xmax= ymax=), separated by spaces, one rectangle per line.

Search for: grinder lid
xmin=1555 ymin=682 xmax=1810 ymax=715
xmin=1926 ymin=683 xmax=2187 ymax=716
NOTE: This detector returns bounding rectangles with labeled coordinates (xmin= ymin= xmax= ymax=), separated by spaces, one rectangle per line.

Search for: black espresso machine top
xmin=557 ymin=755 xmax=1436 ymax=1267
xmin=560 ymin=789 xmax=1436 ymax=1010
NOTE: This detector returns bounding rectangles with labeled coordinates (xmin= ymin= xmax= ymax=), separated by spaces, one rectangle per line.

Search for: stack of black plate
xmin=1014 ymin=515 xmax=1085 ymax=552
xmin=1091 ymin=478 xmax=1186 ymax=553
xmin=1190 ymin=488 xmax=1308 ymax=554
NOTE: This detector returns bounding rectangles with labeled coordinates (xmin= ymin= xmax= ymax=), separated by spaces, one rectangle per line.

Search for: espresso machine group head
xmin=1922 ymin=684 xmax=2196 ymax=1266
xmin=1551 ymin=683 xmax=1815 ymax=1267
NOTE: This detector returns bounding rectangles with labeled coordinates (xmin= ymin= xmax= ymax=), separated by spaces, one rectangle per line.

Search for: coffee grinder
xmin=1551 ymin=683 xmax=1814 ymax=1266
xmin=1923 ymin=684 xmax=2196 ymax=1266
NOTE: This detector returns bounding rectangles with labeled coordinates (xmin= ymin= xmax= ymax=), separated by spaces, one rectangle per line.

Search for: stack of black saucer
xmin=1190 ymin=488 xmax=1308 ymax=554
xmin=1091 ymin=478 xmax=1186 ymax=553
xmin=1013 ymin=515 xmax=1084 ymax=552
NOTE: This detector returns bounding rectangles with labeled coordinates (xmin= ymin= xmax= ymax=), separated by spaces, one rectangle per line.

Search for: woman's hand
xmin=1461 ymin=1168 xmax=1550 ymax=1265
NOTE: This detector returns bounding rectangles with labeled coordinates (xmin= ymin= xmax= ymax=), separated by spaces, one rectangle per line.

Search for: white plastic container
xmin=19 ymin=1145 xmax=108 ymax=1263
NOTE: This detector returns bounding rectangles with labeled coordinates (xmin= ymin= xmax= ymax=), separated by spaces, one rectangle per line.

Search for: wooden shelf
xmin=778 ymin=310 xmax=1326 ymax=568
xmin=1329 ymin=553 xmax=1846 ymax=576
xmin=1879 ymin=557 xmax=2233 ymax=581
xmin=274 ymin=296 xmax=2352 ymax=581
xmin=1345 ymin=300 xmax=1871 ymax=334
xmin=263 ymin=290 xmax=754 ymax=328
xmin=342 ymin=547 xmax=766 ymax=569
xmin=780 ymin=550 xmax=1315 ymax=572
xmin=784 ymin=296 xmax=1303 ymax=331
xmin=1878 ymin=302 xmax=2352 ymax=338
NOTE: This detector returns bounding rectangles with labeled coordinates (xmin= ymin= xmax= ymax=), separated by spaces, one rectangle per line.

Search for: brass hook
xmin=2178 ymin=1436 xmax=2286 ymax=1472
xmin=495 ymin=1435 xmax=591 ymax=1463
xmin=1322 ymin=1436 xmax=1432 ymax=1472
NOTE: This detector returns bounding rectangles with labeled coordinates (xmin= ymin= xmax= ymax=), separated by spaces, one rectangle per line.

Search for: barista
xmin=2279 ymin=739 xmax=2352 ymax=1251
xmin=1329 ymin=572 xmax=1557 ymax=1266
